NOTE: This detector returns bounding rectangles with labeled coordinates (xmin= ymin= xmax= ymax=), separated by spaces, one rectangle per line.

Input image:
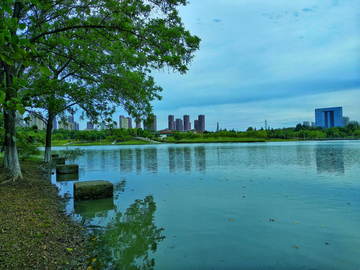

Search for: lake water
xmin=51 ymin=141 xmax=360 ymax=270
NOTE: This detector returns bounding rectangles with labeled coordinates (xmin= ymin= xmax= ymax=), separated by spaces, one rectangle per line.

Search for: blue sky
xmin=81 ymin=0 xmax=360 ymax=131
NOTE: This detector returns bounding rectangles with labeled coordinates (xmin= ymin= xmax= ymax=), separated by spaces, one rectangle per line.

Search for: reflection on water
xmin=51 ymin=141 xmax=360 ymax=270
xmin=74 ymin=197 xmax=116 ymax=219
xmin=64 ymin=142 xmax=360 ymax=176
xmin=82 ymin=195 xmax=165 ymax=270
xmin=316 ymin=145 xmax=345 ymax=175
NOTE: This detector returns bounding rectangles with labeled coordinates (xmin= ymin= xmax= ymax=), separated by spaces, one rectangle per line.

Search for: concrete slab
xmin=56 ymin=164 xmax=78 ymax=174
xmin=74 ymin=180 xmax=113 ymax=200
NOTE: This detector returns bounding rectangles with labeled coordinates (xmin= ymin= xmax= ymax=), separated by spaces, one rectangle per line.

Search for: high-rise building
xmin=303 ymin=121 xmax=310 ymax=127
xmin=28 ymin=112 xmax=46 ymax=130
xmin=168 ymin=115 xmax=175 ymax=130
xmin=311 ymin=122 xmax=315 ymax=127
xmin=183 ymin=115 xmax=190 ymax=131
xmin=175 ymin=118 xmax=183 ymax=131
xmin=198 ymin=114 xmax=205 ymax=131
xmin=52 ymin=116 xmax=57 ymax=130
xmin=315 ymin=107 xmax=343 ymax=128
xmin=86 ymin=122 xmax=94 ymax=130
xmin=75 ymin=122 xmax=79 ymax=130
xmin=68 ymin=115 xmax=74 ymax=123
xmin=119 ymin=115 xmax=130 ymax=129
xmin=127 ymin=117 xmax=132 ymax=129
xmin=343 ymin=116 xmax=350 ymax=127
xmin=152 ymin=115 xmax=157 ymax=131
xmin=194 ymin=120 xmax=199 ymax=131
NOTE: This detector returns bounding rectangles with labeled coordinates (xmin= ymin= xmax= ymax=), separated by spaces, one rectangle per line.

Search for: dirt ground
xmin=0 ymin=160 xmax=91 ymax=269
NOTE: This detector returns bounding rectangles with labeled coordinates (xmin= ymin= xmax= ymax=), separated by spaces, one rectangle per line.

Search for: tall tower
xmin=183 ymin=115 xmax=190 ymax=131
xmin=127 ymin=117 xmax=132 ymax=129
xmin=175 ymin=118 xmax=183 ymax=131
xmin=135 ymin=116 xmax=141 ymax=129
xmin=119 ymin=115 xmax=129 ymax=129
xmin=168 ymin=115 xmax=175 ymax=130
xmin=68 ymin=115 xmax=74 ymax=123
xmin=152 ymin=115 xmax=157 ymax=131
xmin=198 ymin=114 xmax=205 ymax=131
xmin=52 ymin=116 xmax=57 ymax=130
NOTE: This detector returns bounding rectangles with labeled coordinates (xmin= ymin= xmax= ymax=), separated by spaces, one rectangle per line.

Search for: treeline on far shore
xmin=4 ymin=122 xmax=359 ymax=153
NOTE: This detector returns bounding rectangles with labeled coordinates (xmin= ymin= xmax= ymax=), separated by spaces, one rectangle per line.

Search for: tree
xmin=2 ymin=0 xmax=200 ymax=176
xmin=0 ymin=0 xmax=40 ymax=180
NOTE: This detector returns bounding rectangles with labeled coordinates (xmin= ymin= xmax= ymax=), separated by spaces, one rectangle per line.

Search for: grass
xmin=0 ymin=159 xmax=92 ymax=269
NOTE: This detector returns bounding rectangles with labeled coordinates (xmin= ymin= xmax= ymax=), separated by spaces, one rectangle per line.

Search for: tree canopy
xmin=1 ymin=0 xmax=200 ymax=179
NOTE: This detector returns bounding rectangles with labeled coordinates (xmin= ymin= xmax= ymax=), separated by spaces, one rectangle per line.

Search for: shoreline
xmin=0 ymin=159 xmax=91 ymax=269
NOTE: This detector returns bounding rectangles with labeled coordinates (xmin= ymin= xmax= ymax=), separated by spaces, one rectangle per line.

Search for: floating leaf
xmin=295 ymin=222 xmax=298 ymax=224
xmin=293 ymin=246 xmax=299 ymax=249
xmin=228 ymin=219 xmax=233 ymax=222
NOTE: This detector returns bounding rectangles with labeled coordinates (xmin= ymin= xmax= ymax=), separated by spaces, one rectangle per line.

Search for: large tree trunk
xmin=3 ymin=108 xmax=23 ymax=180
xmin=1 ymin=1 xmax=24 ymax=180
xmin=44 ymin=114 xmax=54 ymax=163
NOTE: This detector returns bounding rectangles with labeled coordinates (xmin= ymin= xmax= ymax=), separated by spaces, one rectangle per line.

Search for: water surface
xmin=52 ymin=141 xmax=360 ymax=269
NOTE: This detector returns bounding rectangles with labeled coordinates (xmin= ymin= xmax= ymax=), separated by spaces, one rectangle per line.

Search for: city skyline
xmin=72 ymin=0 xmax=359 ymax=131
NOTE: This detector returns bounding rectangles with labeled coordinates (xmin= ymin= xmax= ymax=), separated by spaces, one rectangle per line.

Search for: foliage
xmin=16 ymin=127 xmax=44 ymax=161
xmin=2 ymin=0 xmax=201 ymax=176
xmin=59 ymin=147 xmax=85 ymax=162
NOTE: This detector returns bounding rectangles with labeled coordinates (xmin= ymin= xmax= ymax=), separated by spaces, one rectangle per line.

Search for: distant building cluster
xmin=168 ymin=114 xmax=205 ymax=132
xmin=58 ymin=115 xmax=79 ymax=131
xmin=119 ymin=115 xmax=132 ymax=129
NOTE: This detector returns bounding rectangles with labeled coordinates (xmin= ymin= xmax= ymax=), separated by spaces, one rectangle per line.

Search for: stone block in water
xmin=53 ymin=157 xmax=66 ymax=164
xmin=56 ymin=164 xmax=78 ymax=174
xmin=74 ymin=180 xmax=113 ymax=200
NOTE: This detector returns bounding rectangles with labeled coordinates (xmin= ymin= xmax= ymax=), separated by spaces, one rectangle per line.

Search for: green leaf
xmin=19 ymin=23 xmax=27 ymax=30
xmin=12 ymin=52 xmax=23 ymax=60
xmin=11 ymin=35 xmax=19 ymax=45
xmin=66 ymin=248 xmax=73 ymax=251
xmin=16 ymin=105 xmax=26 ymax=114
xmin=28 ymin=43 xmax=38 ymax=54
xmin=12 ymin=136 xmax=18 ymax=142
xmin=1 ymin=4 xmax=12 ymax=14
xmin=0 ymin=91 xmax=5 ymax=103
xmin=0 ymin=33 xmax=5 ymax=47
xmin=19 ymin=38 xmax=30 ymax=46
xmin=19 ymin=78 xmax=27 ymax=86
xmin=31 ymin=0 xmax=39 ymax=4
xmin=22 ymin=60 xmax=31 ymax=67
xmin=3 ymin=29 xmax=11 ymax=37
xmin=11 ymin=18 xmax=18 ymax=28
xmin=0 ymin=54 xmax=14 ymax=66
xmin=40 ymin=63 xmax=52 ymax=75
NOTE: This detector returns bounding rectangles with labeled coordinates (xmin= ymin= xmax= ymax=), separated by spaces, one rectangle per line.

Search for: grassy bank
xmin=0 ymin=159 xmax=92 ymax=269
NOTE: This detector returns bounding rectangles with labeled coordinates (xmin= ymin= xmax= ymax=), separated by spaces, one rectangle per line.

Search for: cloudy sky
xmin=84 ymin=0 xmax=360 ymax=131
